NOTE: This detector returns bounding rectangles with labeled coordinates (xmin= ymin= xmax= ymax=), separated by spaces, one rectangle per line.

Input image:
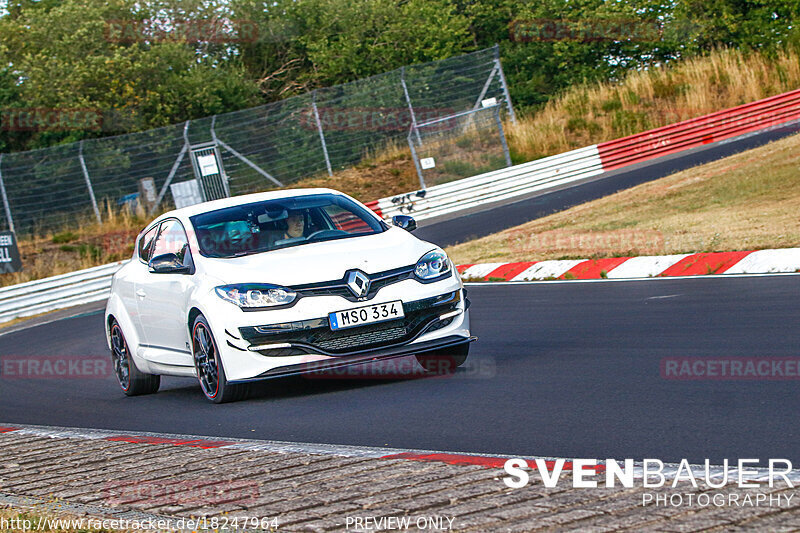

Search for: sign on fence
xmin=0 ymin=231 xmax=22 ymax=273
xmin=170 ymin=180 xmax=204 ymax=209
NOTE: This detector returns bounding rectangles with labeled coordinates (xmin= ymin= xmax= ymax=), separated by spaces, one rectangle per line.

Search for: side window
xmin=137 ymin=225 xmax=159 ymax=263
xmin=150 ymin=219 xmax=191 ymax=265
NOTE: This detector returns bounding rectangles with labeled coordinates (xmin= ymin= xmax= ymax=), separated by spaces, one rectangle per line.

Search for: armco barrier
xmin=0 ymin=261 xmax=126 ymax=323
xmin=371 ymin=87 xmax=800 ymax=221
xmin=373 ymin=145 xmax=603 ymax=221
xmin=597 ymin=88 xmax=800 ymax=171
xmin=3 ymin=88 xmax=800 ymax=323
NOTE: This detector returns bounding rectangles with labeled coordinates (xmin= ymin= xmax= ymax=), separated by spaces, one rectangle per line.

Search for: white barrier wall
xmin=374 ymin=145 xmax=602 ymax=221
xmin=0 ymin=261 xmax=127 ymax=323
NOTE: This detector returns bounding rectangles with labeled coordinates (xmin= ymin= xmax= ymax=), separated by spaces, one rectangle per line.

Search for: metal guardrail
xmin=0 ymin=261 xmax=126 ymax=323
xmin=375 ymin=144 xmax=603 ymax=221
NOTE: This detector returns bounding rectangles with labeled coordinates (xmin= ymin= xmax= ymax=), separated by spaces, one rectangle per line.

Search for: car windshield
xmin=189 ymin=193 xmax=388 ymax=258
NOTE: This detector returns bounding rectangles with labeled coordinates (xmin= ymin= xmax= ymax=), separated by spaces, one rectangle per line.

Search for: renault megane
xmin=105 ymin=188 xmax=474 ymax=402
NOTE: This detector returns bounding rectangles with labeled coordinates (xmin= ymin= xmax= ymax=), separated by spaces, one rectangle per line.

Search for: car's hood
xmin=198 ymin=227 xmax=437 ymax=286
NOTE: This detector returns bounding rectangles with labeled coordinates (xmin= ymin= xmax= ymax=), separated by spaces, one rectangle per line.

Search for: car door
xmin=135 ymin=218 xmax=195 ymax=367
xmin=116 ymin=223 xmax=159 ymax=343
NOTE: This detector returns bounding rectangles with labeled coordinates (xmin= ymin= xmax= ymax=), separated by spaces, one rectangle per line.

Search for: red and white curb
xmin=2 ymin=423 xmax=798 ymax=483
xmin=457 ymin=248 xmax=800 ymax=282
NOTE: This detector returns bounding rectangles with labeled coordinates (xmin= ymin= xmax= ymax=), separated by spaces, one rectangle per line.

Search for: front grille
xmin=316 ymin=326 xmax=407 ymax=351
xmin=240 ymin=290 xmax=461 ymax=356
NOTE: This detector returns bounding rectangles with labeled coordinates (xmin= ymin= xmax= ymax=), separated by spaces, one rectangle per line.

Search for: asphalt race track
xmin=416 ymin=126 xmax=799 ymax=247
xmin=1 ymin=275 xmax=798 ymax=464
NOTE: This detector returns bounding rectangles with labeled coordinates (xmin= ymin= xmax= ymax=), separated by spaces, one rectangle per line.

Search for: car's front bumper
xmin=227 ymin=334 xmax=476 ymax=383
xmin=235 ymin=289 xmax=464 ymax=356
xmin=206 ymin=273 xmax=471 ymax=381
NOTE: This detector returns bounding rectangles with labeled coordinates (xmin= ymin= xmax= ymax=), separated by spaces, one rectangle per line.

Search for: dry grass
xmin=289 ymin=141 xmax=421 ymax=201
xmin=506 ymin=47 xmax=800 ymax=161
xmin=446 ymin=132 xmax=800 ymax=265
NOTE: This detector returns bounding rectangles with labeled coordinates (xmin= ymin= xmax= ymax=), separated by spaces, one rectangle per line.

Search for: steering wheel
xmin=307 ymin=229 xmax=349 ymax=241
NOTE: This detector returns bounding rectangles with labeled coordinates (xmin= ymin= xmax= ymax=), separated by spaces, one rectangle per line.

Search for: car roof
xmin=152 ymin=188 xmax=346 ymax=225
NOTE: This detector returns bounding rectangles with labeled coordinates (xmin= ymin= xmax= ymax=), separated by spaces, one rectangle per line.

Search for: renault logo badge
xmin=346 ymin=270 xmax=370 ymax=298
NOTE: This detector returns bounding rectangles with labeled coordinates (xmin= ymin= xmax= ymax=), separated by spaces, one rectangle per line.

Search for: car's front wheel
xmin=192 ymin=315 xmax=249 ymax=403
xmin=416 ymin=342 xmax=470 ymax=374
xmin=109 ymin=320 xmax=160 ymax=396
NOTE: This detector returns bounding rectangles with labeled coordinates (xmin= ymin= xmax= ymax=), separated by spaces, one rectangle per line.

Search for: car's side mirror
xmin=392 ymin=215 xmax=417 ymax=232
xmin=149 ymin=253 xmax=191 ymax=274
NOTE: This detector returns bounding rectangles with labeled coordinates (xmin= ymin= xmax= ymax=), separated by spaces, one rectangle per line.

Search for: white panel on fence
xmin=420 ymin=157 xmax=436 ymax=169
xmin=170 ymin=180 xmax=204 ymax=209
xmin=197 ymin=154 xmax=219 ymax=177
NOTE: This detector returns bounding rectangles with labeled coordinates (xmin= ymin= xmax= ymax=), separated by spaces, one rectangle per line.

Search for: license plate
xmin=329 ymin=300 xmax=404 ymax=331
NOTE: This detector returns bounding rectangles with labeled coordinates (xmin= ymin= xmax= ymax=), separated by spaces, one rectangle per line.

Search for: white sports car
xmin=105 ymin=188 xmax=473 ymax=402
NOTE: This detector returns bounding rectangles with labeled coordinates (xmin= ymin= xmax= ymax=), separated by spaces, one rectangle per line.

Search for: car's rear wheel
xmin=110 ymin=320 xmax=160 ymax=396
xmin=192 ymin=315 xmax=249 ymax=403
xmin=416 ymin=342 xmax=470 ymax=374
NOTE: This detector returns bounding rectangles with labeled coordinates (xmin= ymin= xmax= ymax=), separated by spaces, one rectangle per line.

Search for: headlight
xmin=214 ymin=284 xmax=296 ymax=308
xmin=415 ymin=250 xmax=451 ymax=280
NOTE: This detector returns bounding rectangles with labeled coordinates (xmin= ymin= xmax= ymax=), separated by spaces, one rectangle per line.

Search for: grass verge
xmin=446 ymin=132 xmax=800 ymax=265
xmin=506 ymin=47 xmax=800 ymax=161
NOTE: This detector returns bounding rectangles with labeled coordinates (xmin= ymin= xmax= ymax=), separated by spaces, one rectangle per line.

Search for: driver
xmin=284 ymin=210 xmax=306 ymax=239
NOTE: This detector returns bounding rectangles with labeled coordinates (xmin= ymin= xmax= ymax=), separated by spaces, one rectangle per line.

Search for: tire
xmin=109 ymin=320 xmax=160 ymax=396
xmin=416 ymin=342 xmax=470 ymax=374
xmin=192 ymin=314 xmax=249 ymax=403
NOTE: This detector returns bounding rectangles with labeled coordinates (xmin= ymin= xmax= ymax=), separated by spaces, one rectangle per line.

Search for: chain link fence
xmin=408 ymin=104 xmax=512 ymax=188
xmin=0 ymin=45 xmax=514 ymax=235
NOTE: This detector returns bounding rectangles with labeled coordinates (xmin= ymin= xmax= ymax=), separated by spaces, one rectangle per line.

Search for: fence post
xmin=312 ymin=91 xmax=333 ymax=176
xmin=153 ymin=120 xmax=190 ymax=214
xmin=473 ymin=63 xmax=499 ymax=111
xmin=401 ymin=67 xmax=422 ymax=145
xmin=494 ymin=106 xmax=513 ymax=167
xmin=211 ymin=116 xmax=283 ymax=188
xmin=407 ymin=132 xmax=426 ymax=189
xmin=0 ymin=154 xmax=15 ymax=233
xmin=494 ymin=45 xmax=517 ymax=124
xmin=78 ymin=141 xmax=102 ymax=224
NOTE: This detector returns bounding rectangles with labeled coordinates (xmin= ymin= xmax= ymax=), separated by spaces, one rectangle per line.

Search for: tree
xmin=232 ymin=0 xmax=474 ymax=97
xmin=674 ymin=0 xmax=800 ymax=53
xmin=0 ymin=0 xmax=260 ymax=150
